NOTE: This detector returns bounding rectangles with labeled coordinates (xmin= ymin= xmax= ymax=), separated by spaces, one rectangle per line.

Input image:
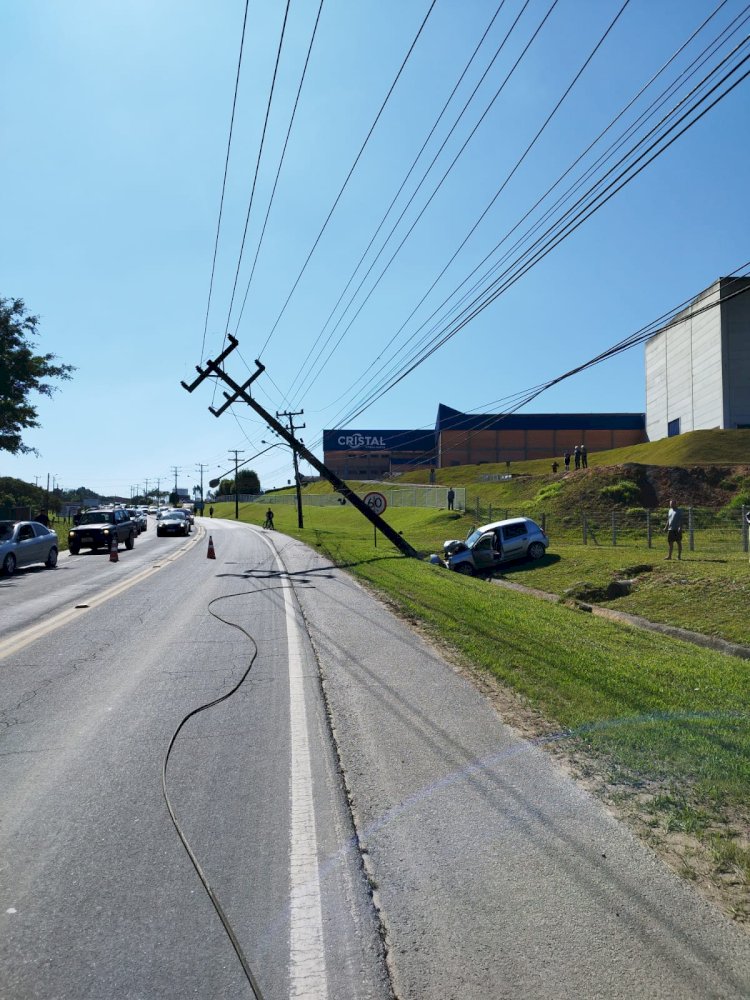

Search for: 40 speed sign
xmin=363 ymin=491 xmax=387 ymax=515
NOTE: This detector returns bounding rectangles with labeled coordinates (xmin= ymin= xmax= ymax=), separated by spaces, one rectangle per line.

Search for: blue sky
xmin=2 ymin=0 xmax=748 ymax=497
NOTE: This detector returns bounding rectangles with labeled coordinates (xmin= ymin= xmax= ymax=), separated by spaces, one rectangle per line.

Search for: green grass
xmin=215 ymin=501 xmax=750 ymax=825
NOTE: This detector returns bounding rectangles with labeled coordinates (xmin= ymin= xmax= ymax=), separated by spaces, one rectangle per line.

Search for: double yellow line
xmin=0 ymin=528 xmax=204 ymax=662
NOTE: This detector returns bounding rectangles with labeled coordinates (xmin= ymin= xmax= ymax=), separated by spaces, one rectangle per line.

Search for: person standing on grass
xmin=447 ymin=487 xmax=455 ymax=511
xmin=664 ymin=499 xmax=683 ymax=560
xmin=563 ymin=450 xmax=571 ymax=472
xmin=580 ymin=443 xmax=588 ymax=468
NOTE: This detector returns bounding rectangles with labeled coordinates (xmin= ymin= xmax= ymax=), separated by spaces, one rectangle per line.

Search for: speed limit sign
xmin=363 ymin=491 xmax=387 ymax=515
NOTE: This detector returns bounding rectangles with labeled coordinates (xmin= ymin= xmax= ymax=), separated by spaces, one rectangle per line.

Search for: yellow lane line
xmin=0 ymin=527 xmax=205 ymax=662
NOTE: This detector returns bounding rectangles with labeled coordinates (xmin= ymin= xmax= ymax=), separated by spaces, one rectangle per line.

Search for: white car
xmin=443 ymin=517 xmax=549 ymax=575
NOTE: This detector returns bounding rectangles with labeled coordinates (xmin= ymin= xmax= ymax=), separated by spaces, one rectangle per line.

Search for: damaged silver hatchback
xmin=442 ymin=517 xmax=549 ymax=575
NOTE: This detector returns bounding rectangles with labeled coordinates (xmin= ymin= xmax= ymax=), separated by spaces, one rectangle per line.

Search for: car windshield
xmin=79 ymin=511 xmax=110 ymax=525
xmin=158 ymin=510 xmax=180 ymax=519
xmin=465 ymin=528 xmax=483 ymax=547
xmin=0 ymin=522 xmax=14 ymax=541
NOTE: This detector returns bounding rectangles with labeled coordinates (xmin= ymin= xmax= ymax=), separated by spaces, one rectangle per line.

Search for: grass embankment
xmin=214 ymin=500 xmax=749 ymax=915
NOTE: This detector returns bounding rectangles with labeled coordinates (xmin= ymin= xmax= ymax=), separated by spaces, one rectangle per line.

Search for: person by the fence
xmin=664 ymin=499 xmax=683 ymax=560
xmin=263 ymin=508 xmax=275 ymax=530
xmin=574 ymin=445 xmax=581 ymax=470
xmin=447 ymin=487 xmax=455 ymax=511
xmin=580 ymin=443 xmax=588 ymax=468
xmin=563 ymin=450 xmax=571 ymax=472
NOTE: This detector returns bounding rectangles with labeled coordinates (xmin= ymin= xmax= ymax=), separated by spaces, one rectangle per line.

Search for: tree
xmin=236 ymin=468 xmax=261 ymax=494
xmin=0 ymin=298 xmax=75 ymax=454
xmin=219 ymin=479 xmax=234 ymax=496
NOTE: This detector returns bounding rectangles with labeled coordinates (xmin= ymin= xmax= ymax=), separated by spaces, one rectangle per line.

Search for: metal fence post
xmin=742 ymin=505 xmax=748 ymax=553
xmin=583 ymin=513 xmax=588 ymax=545
xmin=612 ymin=510 xmax=617 ymax=546
xmin=689 ymin=506 xmax=695 ymax=551
xmin=646 ymin=509 xmax=652 ymax=548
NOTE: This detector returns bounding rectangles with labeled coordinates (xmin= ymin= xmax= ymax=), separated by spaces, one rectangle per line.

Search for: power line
xmin=279 ymin=0 xmax=514 ymax=404
xmin=319 ymin=2 xmax=749 ymax=424
xmin=233 ymin=0 xmax=326 ymax=336
xmin=288 ymin=0 xmax=560 ymax=407
xmin=257 ymin=0 xmax=439 ymax=358
xmin=200 ymin=0 xmax=251 ymax=364
xmin=334 ymin=40 xmax=750 ymax=426
xmin=223 ymin=0 xmax=293 ymax=336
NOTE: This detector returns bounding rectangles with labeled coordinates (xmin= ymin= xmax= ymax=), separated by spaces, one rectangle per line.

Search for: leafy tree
xmin=0 ymin=297 xmax=75 ymax=454
xmin=236 ymin=468 xmax=261 ymax=494
xmin=219 ymin=479 xmax=234 ymax=495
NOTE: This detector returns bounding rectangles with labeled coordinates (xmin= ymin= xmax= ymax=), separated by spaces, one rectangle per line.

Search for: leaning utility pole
xmin=181 ymin=336 xmax=417 ymax=557
xmin=277 ymin=409 xmax=305 ymax=529
xmin=228 ymin=450 xmax=244 ymax=520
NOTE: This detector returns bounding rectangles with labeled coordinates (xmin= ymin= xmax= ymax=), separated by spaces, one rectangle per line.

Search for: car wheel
xmin=528 ymin=542 xmax=545 ymax=560
xmin=3 ymin=553 xmax=17 ymax=576
xmin=455 ymin=562 xmax=474 ymax=576
xmin=157 ymin=530 xmax=163 ymax=537
xmin=125 ymin=533 xmax=135 ymax=550
xmin=70 ymin=544 xmax=80 ymax=555
xmin=46 ymin=547 xmax=58 ymax=568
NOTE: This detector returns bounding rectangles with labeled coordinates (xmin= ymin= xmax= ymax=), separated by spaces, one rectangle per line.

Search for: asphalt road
xmin=2 ymin=517 xmax=749 ymax=999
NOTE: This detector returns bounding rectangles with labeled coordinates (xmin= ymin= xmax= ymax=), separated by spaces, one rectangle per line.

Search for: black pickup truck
xmin=68 ymin=508 xmax=136 ymax=554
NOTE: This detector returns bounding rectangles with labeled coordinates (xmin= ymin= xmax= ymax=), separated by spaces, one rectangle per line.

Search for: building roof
xmin=435 ymin=404 xmax=645 ymax=432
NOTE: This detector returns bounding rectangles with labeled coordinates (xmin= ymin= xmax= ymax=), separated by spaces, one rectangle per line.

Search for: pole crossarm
xmin=182 ymin=339 xmax=418 ymax=558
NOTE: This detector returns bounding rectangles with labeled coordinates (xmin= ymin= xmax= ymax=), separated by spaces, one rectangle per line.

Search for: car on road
xmin=0 ymin=520 xmax=59 ymax=575
xmin=126 ymin=508 xmax=148 ymax=532
xmin=68 ymin=509 xmax=137 ymax=554
xmin=442 ymin=517 xmax=549 ymax=575
xmin=156 ymin=509 xmax=191 ymax=537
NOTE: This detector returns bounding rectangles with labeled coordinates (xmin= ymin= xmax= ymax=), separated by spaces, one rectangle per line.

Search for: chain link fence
xmin=464 ymin=500 xmax=750 ymax=553
xmin=213 ymin=490 xmax=750 ymax=553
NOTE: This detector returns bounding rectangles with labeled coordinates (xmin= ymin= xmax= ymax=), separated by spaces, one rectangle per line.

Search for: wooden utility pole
xmin=181 ymin=336 xmax=417 ymax=557
xmin=228 ymin=450 xmax=244 ymax=520
xmin=277 ymin=409 xmax=305 ymax=529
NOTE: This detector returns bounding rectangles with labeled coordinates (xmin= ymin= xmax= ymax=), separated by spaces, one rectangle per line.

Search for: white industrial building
xmin=645 ymin=276 xmax=750 ymax=441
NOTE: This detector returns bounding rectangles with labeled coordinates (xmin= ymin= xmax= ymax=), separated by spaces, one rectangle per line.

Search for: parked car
xmin=0 ymin=520 xmax=59 ymax=575
xmin=156 ymin=509 xmax=191 ymax=537
xmin=442 ymin=517 xmax=549 ymax=575
xmin=68 ymin=509 xmax=136 ymax=554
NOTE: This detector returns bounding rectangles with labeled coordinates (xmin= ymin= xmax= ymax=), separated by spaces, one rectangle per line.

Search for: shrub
xmin=599 ymin=480 xmax=640 ymax=505
xmin=535 ymin=481 xmax=563 ymax=503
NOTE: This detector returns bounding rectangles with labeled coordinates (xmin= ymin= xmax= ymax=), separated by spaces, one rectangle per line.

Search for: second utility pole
xmin=277 ymin=409 xmax=305 ymax=529
xmin=228 ymin=449 xmax=244 ymax=520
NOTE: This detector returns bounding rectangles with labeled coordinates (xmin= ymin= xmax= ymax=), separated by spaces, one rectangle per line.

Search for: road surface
xmin=1 ymin=517 xmax=749 ymax=998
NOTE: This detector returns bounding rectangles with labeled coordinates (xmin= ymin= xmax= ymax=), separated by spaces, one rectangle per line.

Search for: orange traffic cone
xmin=109 ymin=535 xmax=119 ymax=562
xmin=207 ymin=535 xmax=216 ymax=559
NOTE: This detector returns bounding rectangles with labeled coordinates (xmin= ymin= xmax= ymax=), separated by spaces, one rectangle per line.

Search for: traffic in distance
xmin=0 ymin=503 xmax=195 ymax=574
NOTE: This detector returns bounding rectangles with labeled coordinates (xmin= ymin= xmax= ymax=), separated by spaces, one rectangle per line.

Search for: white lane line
xmin=271 ymin=543 xmax=328 ymax=999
